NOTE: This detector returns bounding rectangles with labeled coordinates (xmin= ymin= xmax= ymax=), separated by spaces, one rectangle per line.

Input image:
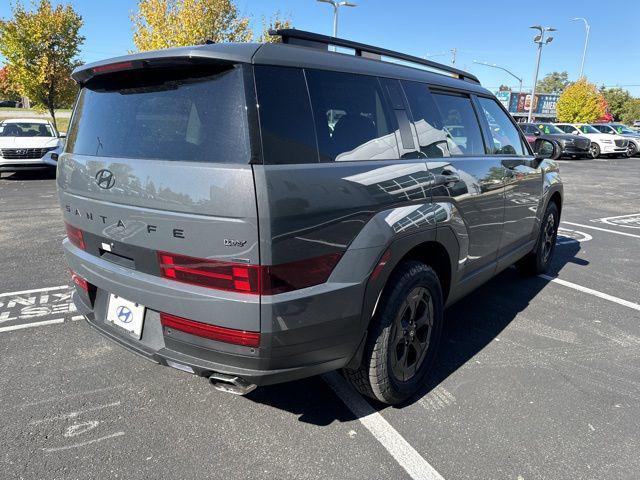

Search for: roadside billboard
xmin=507 ymin=92 xmax=559 ymax=118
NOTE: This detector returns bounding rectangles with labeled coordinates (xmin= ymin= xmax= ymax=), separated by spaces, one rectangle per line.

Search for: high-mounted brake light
xmin=157 ymin=251 xmax=342 ymax=295
xmin=65 ymin=222 xmax=85 ymax=250
xmin=160 ymin=312 xmax=260 ymax=347
xmin=92 ymin=61 xmax=135 ymax=74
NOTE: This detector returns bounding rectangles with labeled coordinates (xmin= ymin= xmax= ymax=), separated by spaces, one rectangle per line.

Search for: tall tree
xmin=0 ymin=0 xmax=83 ymax=129
xmin=601 ymin=87 xmax=632 ymax=121
xmin=556 ymin=78 xmax=606 ymax=123
xmin=131 ymin=0 xmax=253 ymax=51
xmin=536 ymin=71 xmax=570 ymax=94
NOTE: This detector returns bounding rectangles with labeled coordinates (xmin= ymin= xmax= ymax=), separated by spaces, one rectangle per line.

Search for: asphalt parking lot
xmin=1 ymin=158 xmax=638 ymax=480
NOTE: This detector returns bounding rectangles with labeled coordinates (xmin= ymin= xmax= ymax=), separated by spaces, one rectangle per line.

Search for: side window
xmin=477 ymin=97 xmax=526 ymax=155
xmin=305 ymin=70 xmax=400 ymax=162
xmin=580 ymin=125 xmax=590 ymax=134
xmin=522 ymin=124 xmax=536 ymax=135
xmin=254 ymin=66 xmax=318 ymax=164
xmin=431 ymin=93 xmax=485 ymax=156
xmin=401 ymin=80 xmax=450 ymax=157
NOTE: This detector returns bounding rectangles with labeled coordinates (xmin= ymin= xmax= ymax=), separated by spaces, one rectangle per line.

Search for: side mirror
xmin=533 ymin=130 xmax=541 ymax=136
xmin=533 ymin=138 xmax=557 ymax=160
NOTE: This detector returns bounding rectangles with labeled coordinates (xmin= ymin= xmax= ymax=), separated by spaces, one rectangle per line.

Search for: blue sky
xmin=2 ymin=0 xmax=639 ymax=95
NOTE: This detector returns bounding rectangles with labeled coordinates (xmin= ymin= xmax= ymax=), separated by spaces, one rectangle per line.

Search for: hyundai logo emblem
xmin=95 ymin=169 xmax=115 ymax=189
xmin=116 ymin=305 xmax=133 ymax=323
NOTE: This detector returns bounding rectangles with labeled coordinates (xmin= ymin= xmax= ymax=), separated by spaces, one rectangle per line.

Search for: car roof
xmin=72 ymin=39 xmax=492 ymax=96
xmin=0 ymin=118 xmax=52 ymax=124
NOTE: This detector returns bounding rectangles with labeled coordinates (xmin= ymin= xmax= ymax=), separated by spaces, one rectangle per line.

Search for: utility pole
xmin=527 ymin=25 xmax=556 ymax=123
xmin=473 ymin=60 xmax=523 ymax=97
xmin=450 ymin=48 xmax=457 ymax=65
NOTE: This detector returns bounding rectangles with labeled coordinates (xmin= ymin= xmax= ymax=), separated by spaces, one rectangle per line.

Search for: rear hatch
xmin=59 ymin=55 xmax=261 ymax=332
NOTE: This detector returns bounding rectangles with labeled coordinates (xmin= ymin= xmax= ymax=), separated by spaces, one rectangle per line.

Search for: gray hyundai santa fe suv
xmin=59 ymin=30 xmax=562 ymax=404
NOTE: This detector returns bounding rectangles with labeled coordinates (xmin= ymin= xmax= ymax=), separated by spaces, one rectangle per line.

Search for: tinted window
xmin=255 ymin=66 xmax=318 ymax=164
xmin=305 ymin=70 xmax=399 ymax=162
xmin=401 ymin=81 xmax=450 ymax=157
xmin=67 ymin=64 xmax=250 ymax=163
xmin=431 ymin=93 xmax=485 ymax=155
xmin=477 ymin=97 xmax=526 ymax=155
xmin=521 ymin=124 xmax=537 ymax=135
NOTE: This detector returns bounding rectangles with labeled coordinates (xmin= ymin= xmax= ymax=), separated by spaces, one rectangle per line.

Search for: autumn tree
xmin=556 ymin=79 xmax=606 ymax=123
xmin=131 ymin=0 xmax=253 ymax=51
xmin=536 ymin=71 xmax=570 ymax=94
xmin=0 ymin=0 xmax=83 ymax=129
xmin=257 ymin=11 xmax=292 ymax=43
xmin=601 ymin=87 xmax=632 ymax=121
xmin=0 ymin=66 xmax=21 ymax=101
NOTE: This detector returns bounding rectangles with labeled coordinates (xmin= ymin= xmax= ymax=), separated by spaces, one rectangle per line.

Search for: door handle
xmin=434 ymin=169 xmax=460 ymax=186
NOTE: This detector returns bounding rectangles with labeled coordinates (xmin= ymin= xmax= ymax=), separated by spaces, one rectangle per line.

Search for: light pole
xmin=317 ymin=0 xmax=357 ymax=39
xmin=527 ymin=25 xmax=556 ymax=123
xmin=572 ymin=17 xmax=590 ymax=78
xmin=473 ymin=60 xmax=524 ymax=96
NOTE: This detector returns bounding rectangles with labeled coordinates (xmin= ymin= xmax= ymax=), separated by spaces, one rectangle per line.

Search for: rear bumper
xmin=66 ymin=241 xmax=365 ymax=386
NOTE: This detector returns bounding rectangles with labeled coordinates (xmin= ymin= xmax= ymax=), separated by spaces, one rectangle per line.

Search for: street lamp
xmin=473 ymin=60 xmax=524 ymax=96
xmin=316 ymin=0 xmax=357 ymax=39
xmin=572 ymin=17 xmax=590 ymax=78
xmin=527 ymin=25 xmax=556 ymax=123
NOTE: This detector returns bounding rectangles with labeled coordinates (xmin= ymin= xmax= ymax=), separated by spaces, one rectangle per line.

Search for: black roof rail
xmin=268 ymin=29 xmax=480 ymax=84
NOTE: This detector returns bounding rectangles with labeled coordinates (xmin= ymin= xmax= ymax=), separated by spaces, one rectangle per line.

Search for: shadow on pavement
xmin=0 ymin=169 xmax=56 ymax=181
xmin=245 ymin=238 xmax=586 ymax=423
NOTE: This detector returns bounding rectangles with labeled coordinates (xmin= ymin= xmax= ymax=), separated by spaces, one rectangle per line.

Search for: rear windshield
xmin=66 ymin=64 xmax=250 ymax=163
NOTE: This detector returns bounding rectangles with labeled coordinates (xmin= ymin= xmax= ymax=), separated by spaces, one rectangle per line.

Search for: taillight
xmin=65 ymin=222 xmax=85 ymax=250
xmin=160 ymin=312 xmax=260 ymax=347
xmin=158 ymin=252 xmax=261 ymax=294
xmin=157 ymin=251 xmax=342 ymax=295
xmin=70 ymin=270 xmax=88 ymax=291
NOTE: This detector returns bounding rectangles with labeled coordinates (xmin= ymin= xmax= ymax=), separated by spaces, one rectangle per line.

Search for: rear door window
xmin=254 ymin=66 xmax=319 ymax=164
xmin=66 ymin=64 xmax=251 ymax=163
xmin=431 ymin=93 xmax=485 ymax=156
xmin=305 ymin=70 xmax=400 ymax=162
xmin=401 ymin=80 xmax=450 ymax=157
xmin=477 ymin=97 xmax=526 ymax=155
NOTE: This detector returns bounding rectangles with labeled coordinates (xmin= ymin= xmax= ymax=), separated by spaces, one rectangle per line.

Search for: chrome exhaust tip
xmin=208 ymin=372 xmax=256 ymax=396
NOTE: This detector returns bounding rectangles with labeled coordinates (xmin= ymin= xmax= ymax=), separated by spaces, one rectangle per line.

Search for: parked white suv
xmin=555 ymin=123 xmax=629 ymax=158
xmin=0 ymin=118 xmax=65 ymax=173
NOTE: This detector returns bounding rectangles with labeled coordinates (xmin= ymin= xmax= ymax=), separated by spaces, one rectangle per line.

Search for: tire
xmin=589 ymin=142 xmax=600 ymax=159
xmin=626 ymin=143 xmax=636 ymax=157
xmin=551 ymin=142 xmax=562 ymax=160
xmin=516 ymin=202 xmax=559 ymax=276
xmin=344 ymin=261 xmax=443 ymax=404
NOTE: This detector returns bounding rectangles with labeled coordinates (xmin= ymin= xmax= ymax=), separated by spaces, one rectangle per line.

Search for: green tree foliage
xmin=621 ymin=99 xmax=640 ymax=125
xmin=556 ymin=79 xmax=606 ymax=123
xmin=536 ymin=71 xmax=570 ymax=94
xmin=601 ymin=87 xmax=633 ymax=121
xmin=0 ymin=0 xmax=83 ymax=128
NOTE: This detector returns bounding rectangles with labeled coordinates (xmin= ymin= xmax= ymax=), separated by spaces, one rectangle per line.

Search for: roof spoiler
xmin=269 ymin=29 xmax=480 ymax=84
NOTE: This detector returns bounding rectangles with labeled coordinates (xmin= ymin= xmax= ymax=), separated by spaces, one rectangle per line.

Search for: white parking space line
xmin=0 ymin=318 xmax=65 ymax=333
xmin=562 ymin=221 xmax=640 ymax=239
xmin=323 ymin=372 xmax=445 ymax=480
xmin=539 ymin=275 xmax=640 ymax=312
xmin=0 ymin=285 xmax=68 ymax=297
xmin=594 ymin=213 xmax=640 ymax=229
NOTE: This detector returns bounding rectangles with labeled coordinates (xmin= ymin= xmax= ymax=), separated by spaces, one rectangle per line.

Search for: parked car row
xmin=519 ymin=122 xmax=640 ymax=159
